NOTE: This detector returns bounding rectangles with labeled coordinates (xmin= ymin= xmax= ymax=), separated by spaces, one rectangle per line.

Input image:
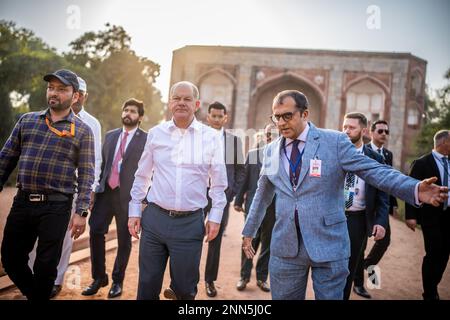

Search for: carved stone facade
xmin=170 ymin=46 xmax=427 ymax=171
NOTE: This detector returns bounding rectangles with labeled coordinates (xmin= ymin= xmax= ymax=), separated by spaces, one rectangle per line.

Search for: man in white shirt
xmin=28 ymin=77 xmax=102 ymax=298
xmin=128 ymin=81 xmax=228 ymax=300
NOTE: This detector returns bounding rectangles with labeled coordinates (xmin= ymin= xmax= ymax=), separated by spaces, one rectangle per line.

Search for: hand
xmin=204 ymin=221 xmax=220 ymax=243
xmin=372 ymin=224 xmax=386 ymax=241
xmin=418 ymin=177 xmax=449 ymax=206
xmin=89 ymin=191 xmax=96 ymax=211
xmin=242 ymin=237 xmax=255 ymax=259
xmin=234 ymin=205 xmax=243 ymax=212
xmin=69 ymin=214 xmax=86 ymax=240
xmin=128 ymin=217 xmax=141 ymax=239
xmin=405 ymin=219 xmax=417 ymax=232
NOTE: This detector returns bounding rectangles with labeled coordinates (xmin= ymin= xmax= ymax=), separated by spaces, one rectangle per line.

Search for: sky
xmin=1 ymin=0 xmax=449 ymax=101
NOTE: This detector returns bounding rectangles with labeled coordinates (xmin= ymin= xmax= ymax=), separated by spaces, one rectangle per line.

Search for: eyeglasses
xmin=270 ymin=110 xmax=300 ymax=124
xmin=376 ymin=129 xmax=389 ymax=135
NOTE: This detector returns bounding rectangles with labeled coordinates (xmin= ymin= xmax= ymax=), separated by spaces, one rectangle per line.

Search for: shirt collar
xmin=370 ymin=141 xmax=383 ymax=152
xmin=39 ymin=108 xmax=75 ymax=123
xmin=168 ymin=117 xmax=201 ymax=132
xmin=286 ymin=123 xmax=310 ymax=146
xmin=356 ymin=145 xmax=364 ymax=153
xmin=432 ymin=149 xmax=447 ymax=160
xmin=123 ymin=126 xmax=138 ymax=136
xmin=76 ymin=107 xmax=86 ymax=118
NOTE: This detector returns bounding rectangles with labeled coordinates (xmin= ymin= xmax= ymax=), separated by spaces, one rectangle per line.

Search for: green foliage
xmin=0 ymin=21 xmax=164 ymax=148
xmin=414 ymin=68 xmax=450 ymax=158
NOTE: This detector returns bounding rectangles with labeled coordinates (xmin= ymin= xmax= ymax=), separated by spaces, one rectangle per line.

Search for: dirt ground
xmin=0 ymin=186 xmax=449 ymax=300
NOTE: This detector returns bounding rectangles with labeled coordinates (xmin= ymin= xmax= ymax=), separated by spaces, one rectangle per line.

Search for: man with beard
xmin=341 ymin=112 xmax=389 ymax=300
xmin=28 ymin=77 xmax=103 ymax=298
xmin=0 ymin=69 xmax=95 ymax=300
xmin=82 ymin=98 xmax=147 ymax=298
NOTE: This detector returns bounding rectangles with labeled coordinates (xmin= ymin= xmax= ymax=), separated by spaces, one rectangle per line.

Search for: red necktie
xmin=108 ymin=131 xmax=129 ymax=189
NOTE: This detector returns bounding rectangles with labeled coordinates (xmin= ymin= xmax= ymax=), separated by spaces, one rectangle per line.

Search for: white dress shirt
xmin=347 ymin=146 xmax=366 ymax=211
xmin=112 ymin=126 xmax=138 ymax=160
xmin=77 ymin=107 xmax=102 ymax=191
xmin=283 ymin=123 xmax=309 ymax=180
xmin=129 ymin=118 xmax=228 ymax=223
xmin=370 ymin=142 xmax=384 ymax=157
xmin=432 ymin=150 xmax=450 ymax=206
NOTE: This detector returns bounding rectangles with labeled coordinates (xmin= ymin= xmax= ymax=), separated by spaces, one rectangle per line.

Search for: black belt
xmin=17 ymin=190 xmax=71 ymax=202
xmin=345 ymin=209 xmax=366 ymax=215
xmin=152 ymin=202 xmax=202 ymax=218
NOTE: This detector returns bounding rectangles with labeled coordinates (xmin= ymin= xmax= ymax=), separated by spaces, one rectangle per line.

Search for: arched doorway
xmin=248 ymin=74 xmax=324 ymax=131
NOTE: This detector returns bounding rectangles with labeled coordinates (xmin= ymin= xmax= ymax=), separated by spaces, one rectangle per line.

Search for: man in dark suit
xmin=82 ymin=98 xmax=147 ymax=298
xmin=341 ymin=113 xmax=389 ymax=300
xmin=354 ymin=120 xmax=397 ymax=297
xmin=204 ymin=101 xmax=245 ymax=297
xmin=234 ymin=124 xmax=277 ymax=293
xmin=405 ymin=130 xmax=450 ymax=300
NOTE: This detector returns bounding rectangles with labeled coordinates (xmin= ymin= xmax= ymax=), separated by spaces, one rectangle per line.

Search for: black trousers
xmin=343 ymin=210 xmax=368 ymax=300
xmin=89 ymin=186 xmax=131 ymax=283
xmin=354 ymin=218 xmax=391 ymax=287
xmin=1 ymin=193 xmax=72 ymax=300
xmin=421 ymin=212 xmax=450 ymax=299
xmin=204 ymin=202 xmax=230 ymax=283
xmin=240 ymin=200 xmax=275 ymax=282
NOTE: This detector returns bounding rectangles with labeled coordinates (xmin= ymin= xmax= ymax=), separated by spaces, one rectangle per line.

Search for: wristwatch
xmin=77 ymin=209 xmax=90 ymax=218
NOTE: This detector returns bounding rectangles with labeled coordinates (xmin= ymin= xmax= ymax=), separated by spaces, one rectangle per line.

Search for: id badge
xmin=309 ymin=159 xmax=322 ymax=177
xmin=344 ymin=188 xmax=355 ymax=201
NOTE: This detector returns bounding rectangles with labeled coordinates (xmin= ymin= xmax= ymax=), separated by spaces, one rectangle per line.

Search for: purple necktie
xmin=289 ymin=140 xmax=301 ymax=187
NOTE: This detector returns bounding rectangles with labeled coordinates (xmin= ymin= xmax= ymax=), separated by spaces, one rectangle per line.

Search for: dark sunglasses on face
xmin=376 ymin=129 xmax=389 ymax=135
xmin=270 ymin=110 xmax=300 ymax=124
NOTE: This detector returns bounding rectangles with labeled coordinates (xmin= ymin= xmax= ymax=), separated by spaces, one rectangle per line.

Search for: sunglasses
xmin=376 ymin=129 xmax=389 ymax=135
xmin=270 ymin=110 xmax=300 ymax=124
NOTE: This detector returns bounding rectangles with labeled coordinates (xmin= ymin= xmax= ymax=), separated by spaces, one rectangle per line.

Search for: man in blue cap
xmin=0 ymin=69 xmax=95 ymax=300
xmin=28 ymin=76 xmax=102 ymax=298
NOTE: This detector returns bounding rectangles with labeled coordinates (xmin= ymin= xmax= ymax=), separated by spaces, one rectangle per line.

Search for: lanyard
xmin=45 ymin=118 xmax=75 ymax=137
xmin=282 ymin=138 xmax=305 ymax=182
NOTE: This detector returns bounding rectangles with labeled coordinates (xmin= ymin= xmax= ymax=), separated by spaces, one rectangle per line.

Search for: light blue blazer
xmin=242 ymin=123 xmax=418 ymax=263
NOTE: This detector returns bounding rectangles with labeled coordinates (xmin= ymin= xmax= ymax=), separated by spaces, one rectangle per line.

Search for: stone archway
xmin=248 ymin=74 xmax=324 ymax=131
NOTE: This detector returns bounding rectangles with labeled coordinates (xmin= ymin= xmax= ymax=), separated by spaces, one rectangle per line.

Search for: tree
xmin=65 ymin=23 xmax=163 ymax=131
xmin=414 ymin=68 xmax=450 ymax=155
xmin=0 ymin=20 xmax=66 ymax=146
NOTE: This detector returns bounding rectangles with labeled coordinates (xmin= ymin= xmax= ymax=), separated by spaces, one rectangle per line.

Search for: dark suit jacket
xmin=223 ymin=131 xmax=245 ymax=202
xmin=96 ymin=127 xmax=147 ymax=212
xmin=362 ymin=145 xmax=390 ymax=233
xmin=235 ymin=147 xmax=265 ymax=213
xmin=405 ymin=153 xmax=446 ymax=226
xmin=366 ymin=143 xmax=398 ymax=211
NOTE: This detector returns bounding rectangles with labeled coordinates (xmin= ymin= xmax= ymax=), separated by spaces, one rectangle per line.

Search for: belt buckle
xmin=168 ymin=210 xmax=176 ymax=217
xmin=29 ymin=194 xmax=44 ymax=202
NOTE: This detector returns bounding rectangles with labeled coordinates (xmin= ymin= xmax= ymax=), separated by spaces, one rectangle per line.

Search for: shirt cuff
xmin=207 ymin=207 xmax=223 ymax=224
xmin=414 ymin=182 xmax=422 ymax=206
xmin=129 ymin=201 xmax=143 ymax=218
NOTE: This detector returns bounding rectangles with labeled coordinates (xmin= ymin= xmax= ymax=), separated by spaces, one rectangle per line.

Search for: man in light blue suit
xmin=242 ymin=90 xmax=448 ymax=300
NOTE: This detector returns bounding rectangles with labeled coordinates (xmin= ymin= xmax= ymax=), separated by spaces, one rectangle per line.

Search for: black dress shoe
xmin=353 ymin=285 xmax=371 ymax=299
xmin=205 ymin=282 xmax=217 ymax=297
xmin=108 ymin=282 xmax=123 ymax=298
xmin=82 ymin=277 xmax=109 ymax=296
xmin=163 ymin=287 xmax=177 ymax=300
xmin=236 ymin=278 xmax=249 ymax=291
xmin=257 ymin=280 xmax=270 ymax=292
xmin=50 ymin=285 xmax=62 ymax=299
